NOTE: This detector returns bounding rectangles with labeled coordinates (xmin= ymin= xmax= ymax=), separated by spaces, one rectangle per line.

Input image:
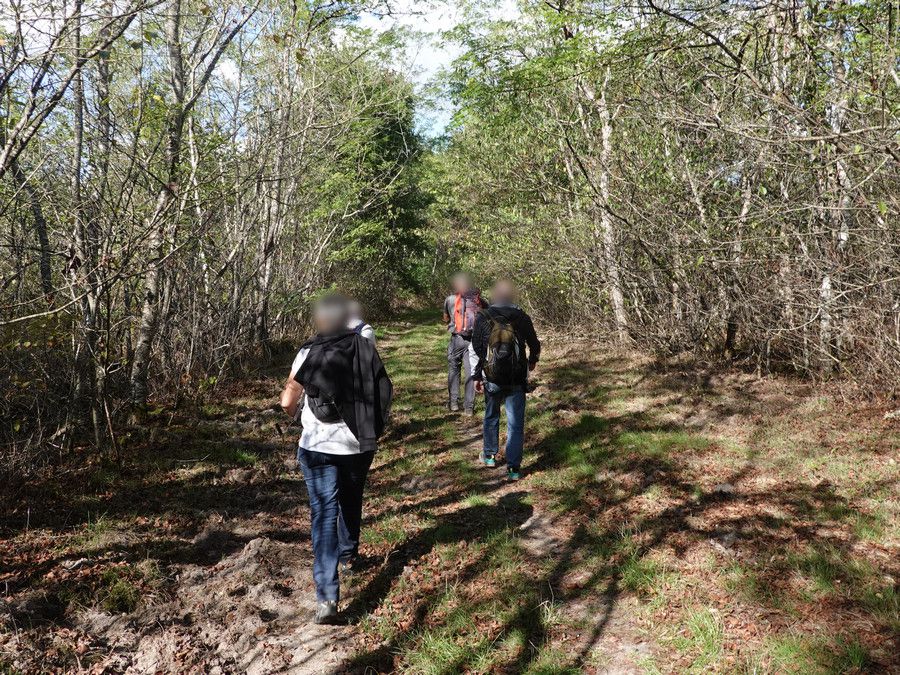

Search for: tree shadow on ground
xmin=508 ymin=398 xmax=899 ymax=671
xmin=350 ymin=335 xmax=897 ymax=671
xmin=341 ymin=490 xmax=533 ymax=671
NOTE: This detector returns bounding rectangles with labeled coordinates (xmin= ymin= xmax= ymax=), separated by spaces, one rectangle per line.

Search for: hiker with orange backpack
xmin=471 ymin=280 xmax=540 ymax=481
xmin=442 ymin=273 xmax=486 ymax=415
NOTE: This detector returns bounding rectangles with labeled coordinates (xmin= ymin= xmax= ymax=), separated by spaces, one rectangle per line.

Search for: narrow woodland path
xmin=1 ymin=313 xmax=898 ymax=673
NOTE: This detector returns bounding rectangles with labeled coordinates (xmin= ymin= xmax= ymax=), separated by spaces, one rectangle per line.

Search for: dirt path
xmin=1 ymin=318 xmax=550 ymax=673
xmin=2 ymin=315 xmax=898 ymax=673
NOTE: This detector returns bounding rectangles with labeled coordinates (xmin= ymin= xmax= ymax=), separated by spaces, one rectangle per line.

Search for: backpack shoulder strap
xmin=484 ymin=307 xmax=513 ymax=324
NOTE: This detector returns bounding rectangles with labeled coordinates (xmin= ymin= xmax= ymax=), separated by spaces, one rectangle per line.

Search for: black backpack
xmin=304 ymin=392 xmax=342 ymax=423
xmin=483 ymin=310 xmax=522 ymax=385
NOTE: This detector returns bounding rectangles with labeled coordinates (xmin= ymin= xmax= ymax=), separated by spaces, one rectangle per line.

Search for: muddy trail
xmin=2 ymin=314 xmax=898 ymax=673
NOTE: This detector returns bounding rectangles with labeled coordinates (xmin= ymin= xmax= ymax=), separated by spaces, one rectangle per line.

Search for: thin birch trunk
xmin=130 ymin=0 xmax=186 ymax=411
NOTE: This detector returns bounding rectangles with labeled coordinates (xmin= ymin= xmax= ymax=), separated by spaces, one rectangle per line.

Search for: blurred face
xmin=313 ymin=299 xmax=349 ymax=334
xmin=451 ymin=273 xmax=471 ymax=295
xmin=492 ymin=280 xmax=516 ymax=304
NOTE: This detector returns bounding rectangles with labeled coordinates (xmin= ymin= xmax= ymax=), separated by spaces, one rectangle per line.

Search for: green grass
xmin=616 ymin=430 xmax=711 ymax=456
xmin=789 ymin=546 xmax=847 ymax=595
xmin=764 ymin=633 xmax=872 ymax=673
xmin=53 ymin=560 xmax=160 ymax=616
xmin=672 ymin=608 xmax=723 ymax=670
xmin=463 ymin=493 xmax=491 ymax=508
xmin=850 ymin=508 xmax=887 ymax=541
xmin=99 ymin=567 xmax=142 ymax=613
xmin=205 ymin=443 xmax=259 ymax=466
xmin=362 ymin=513 xmax=409 ymax=547
xmin=620 ymin=553 xmax=668 ymax=597
xmin=199 ymin=403 xmax=228 ymax=420
xmin=65 ymin=512 xmax=119 ymax=552
xmin=6 ymin=312 xmax=895 ymax=674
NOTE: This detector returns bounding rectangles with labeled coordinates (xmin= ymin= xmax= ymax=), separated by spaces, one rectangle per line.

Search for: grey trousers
xmin=447 ymin=333 xmax=475 ymax=410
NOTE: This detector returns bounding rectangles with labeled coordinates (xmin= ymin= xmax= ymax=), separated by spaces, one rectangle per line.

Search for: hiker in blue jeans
xmin=471 ymin=280 xmax=541 ymax=481
xmin=280 ymin=295 xmax=392 ymax=624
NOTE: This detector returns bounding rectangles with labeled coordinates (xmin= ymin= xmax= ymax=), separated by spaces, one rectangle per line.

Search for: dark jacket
xmin=295 ymin=330 xmax=393 ymax=452
xmin=471 ymin=304 xmax=540 ymax=386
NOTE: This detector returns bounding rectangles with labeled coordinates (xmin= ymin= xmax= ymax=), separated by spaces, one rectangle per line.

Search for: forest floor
xmin=1 ymin=311 xmax=898 ymax=674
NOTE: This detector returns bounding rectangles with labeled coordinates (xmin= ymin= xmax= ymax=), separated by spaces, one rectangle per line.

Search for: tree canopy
xmin=2 ymin=0 xmax=899 ymax=467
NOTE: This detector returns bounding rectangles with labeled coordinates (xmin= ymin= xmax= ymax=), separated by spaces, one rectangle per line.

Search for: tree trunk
xmin=68 ymin=4 xmax=101 ymax=442
xmin=578 ymin=70 xmax=628 ymax=340
xmin=130 ymin=0 xmax=186 ymax=411
xmin=820 ymin=0 xmax=852 ymax=374
xmin=9 ymin=159 xmax=53 ymax=297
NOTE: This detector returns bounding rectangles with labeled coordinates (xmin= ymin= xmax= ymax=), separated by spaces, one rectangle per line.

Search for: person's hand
xmin=474 ymin=380 xmax=484 ymax=394
xmin=528 ymin=361 xmax=537 ymax=372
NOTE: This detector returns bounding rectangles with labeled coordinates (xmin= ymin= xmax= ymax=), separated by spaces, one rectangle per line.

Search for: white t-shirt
xmin=290 ymin=348 xmax=362 ymax=455
xmin=348 ymin=318 xmax=376 ymax=345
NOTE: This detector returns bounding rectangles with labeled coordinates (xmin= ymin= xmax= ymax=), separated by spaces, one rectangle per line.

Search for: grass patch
xmin=617 ymin=430 xmax=711 ymax=457
xmin=206 ymin=443 xmax=259 ymax=466
xmin=764 ymin=633 xmax=871 ymax=673
xmin=99 ymin=567 xmax=142 ymax=613
xmin=65 ymin=512 xmax=119 ymax=552
xmin=463 ymin=493 xmax=491 ymax=508
xmin=54 ymin=561 xmax=160 ymax=616
xmin=672 ymin=608 xmax=723 ymax=670
xmin=789 ymin=546 xmax=845 ymax=594
xmin=362 ymin=513 xmax=409 ymax=547
xmin=199 ymin=403 xmax=228 ymax=420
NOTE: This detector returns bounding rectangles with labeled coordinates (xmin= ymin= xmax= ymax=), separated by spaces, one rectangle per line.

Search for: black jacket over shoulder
xmin=471 ymin=304 xmax=541 ymax=386
xmin=294 ymin=330 xmax=393 ymax=452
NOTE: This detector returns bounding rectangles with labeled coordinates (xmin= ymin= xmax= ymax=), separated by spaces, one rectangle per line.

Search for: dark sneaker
xmin=479 ymin=452 xmax=496 ymax=468
xmin=507 ymin=466 xmax=521 ymax=481
xmin=314 ymin=600 xmax=339 ymax=625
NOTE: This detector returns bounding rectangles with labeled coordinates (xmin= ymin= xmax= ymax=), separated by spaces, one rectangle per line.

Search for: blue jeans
xmin=297 ymin=448 xmax=374 ymax=602
xmin=483 ymin=382 xmax=526 ymax=469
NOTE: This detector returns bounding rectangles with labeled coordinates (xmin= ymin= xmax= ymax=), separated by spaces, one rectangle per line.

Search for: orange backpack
xmin=453 ymin=291 xmax=481 ymax=337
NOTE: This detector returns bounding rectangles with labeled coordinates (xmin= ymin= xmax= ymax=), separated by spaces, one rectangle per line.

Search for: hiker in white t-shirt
xmin=280 ymin=295 xmax=392 ymax=625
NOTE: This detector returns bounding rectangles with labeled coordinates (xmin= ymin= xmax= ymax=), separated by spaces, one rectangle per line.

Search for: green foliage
xmin=99 ymin=567 xmax=142 ymax=614
xmin=326 ymin=79 xmax=430 ymax=304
